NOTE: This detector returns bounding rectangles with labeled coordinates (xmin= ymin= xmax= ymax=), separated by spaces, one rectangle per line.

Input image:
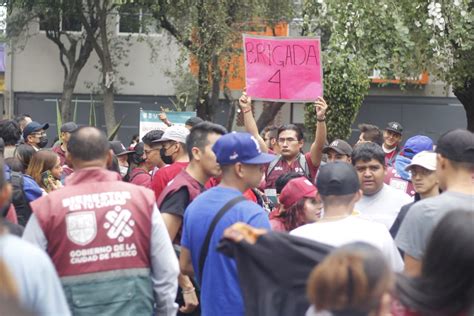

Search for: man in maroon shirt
xmin=151 ymin=125 xmax=190 ymax=199
xmin=383 ymin=122 xmax=403 ymax=167
xmin=237 ymin=91 xmax=327 ymax=201
xmin=263 ymin=99 xmax=328 ymax=201
xmin=52 ymin=122 xmax=78 ymax=166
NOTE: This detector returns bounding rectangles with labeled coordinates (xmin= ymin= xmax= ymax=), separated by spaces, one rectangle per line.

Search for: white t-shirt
xmin=290 ymin=216 xmax=404 ymax=271
xmin=355 ymin=184 xmax=412 ymax=229
xmin=382 ymin=144 xmax=397 ymax=154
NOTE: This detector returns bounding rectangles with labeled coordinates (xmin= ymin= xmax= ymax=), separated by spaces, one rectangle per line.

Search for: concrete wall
xmin=9 ymin=33 xmax=179 ymax=95
xmin=8 ymin=26 xmax=179 ymax=95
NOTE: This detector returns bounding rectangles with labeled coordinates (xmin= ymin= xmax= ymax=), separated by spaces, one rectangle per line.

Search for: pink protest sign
xmin=243 ymin=35 xmax=323 ymax=102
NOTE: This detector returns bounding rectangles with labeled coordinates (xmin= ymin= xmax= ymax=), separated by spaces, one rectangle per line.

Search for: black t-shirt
xmin=160 ymin=187 xmax=190 ymax=218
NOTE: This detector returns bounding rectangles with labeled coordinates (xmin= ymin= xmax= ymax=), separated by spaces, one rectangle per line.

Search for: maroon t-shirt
xmin=385 ymin=149 xmax=399 ymax=167
xmin=52 ymin=144 xmax=67 ymax=166
xmin=384 ymin=167 xmax=416 ymax=197
xmin=129 ymin=168 xmax=151 ymax=188
xmin=264 ymin=152 xmax=319 ymax=189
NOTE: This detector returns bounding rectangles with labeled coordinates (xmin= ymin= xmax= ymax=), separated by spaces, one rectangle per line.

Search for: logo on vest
xmin=66 ymin=211 xmax=97 ymax=246
xmin=103 ymin=207 xmax=135 ymax=242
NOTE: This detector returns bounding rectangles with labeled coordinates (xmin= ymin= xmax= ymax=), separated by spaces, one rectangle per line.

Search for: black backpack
xmin=9 ymin=171 xmax=33 ymax=227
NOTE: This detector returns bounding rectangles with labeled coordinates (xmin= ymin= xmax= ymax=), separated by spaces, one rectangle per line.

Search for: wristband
xmin=317 ymin=117 xmax=326 ymax=122
xmin=242 ymin=108 xmax=252 ymax=114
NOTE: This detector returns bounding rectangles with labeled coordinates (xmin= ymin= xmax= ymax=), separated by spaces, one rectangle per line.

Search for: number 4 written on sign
xmin=268 ymin=70 xmax=281 ymax=99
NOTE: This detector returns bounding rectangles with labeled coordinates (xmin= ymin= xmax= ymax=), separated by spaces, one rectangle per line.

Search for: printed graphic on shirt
xmin=62 ymin=191 xmax=132 ymax=212
xmin=390 ymin=178 xmax=408 ymax=192
xmin=103 ymin=207 xmax=135 ymax=242
xmin=66 ymin=211 xmax=97 ymax=246
xmin=69 ymin=243 xmax=138 ymax=265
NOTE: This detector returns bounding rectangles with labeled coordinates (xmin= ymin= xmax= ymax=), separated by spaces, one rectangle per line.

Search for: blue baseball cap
xmin=401 ymin=135 xmax=433 ymax=158
xmin=212 ymin=132 xmax=276 ymax=165
xmin=23 ymin=121 xmax=49 ymax=139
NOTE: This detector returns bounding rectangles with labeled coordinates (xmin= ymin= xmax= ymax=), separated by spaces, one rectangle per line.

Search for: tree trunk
xmin=103 ymin=84 xmax=117 ymax=137
xmin=196 ymin=60 xmax=211 ymax=120
xmin=208 ymin=56 xmax=221 ymax=121
xmin=223 ymin=87 xmax=236 ymax=132
xmin=256 ymin=101 xmax=285 ymax=132
xmin=61 ymin=82 xmax=75 ymax=122
xmin=453 ymin=79 xmax=474 ymax=132
xmin=97 ymin=2 xmax=117 ymax=136
xmin=60 ymin=68 xmax=82 ymax=122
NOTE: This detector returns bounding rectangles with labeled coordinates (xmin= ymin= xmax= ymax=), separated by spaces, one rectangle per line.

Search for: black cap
xmin=322 ymin=139 xmax=353 ymax=156
xmin=131 ymin=142 xmax=145 ymax=164
xmin=385 ymin=122 xmax=403 ymax=135
xmin=436 ymin=129 xmax=474 ymax=163
xmin=110 ymin=141 xmax=135 ymax=156
xmin=23 ymin=121 xmax=49 ymax=139
xmin=60 ymin=122 xmax=78 ymax=133
xmin=316 ymin=162 xmax=360 ymax=196
xmin=185 ymin=116 xmax=203 ymax=127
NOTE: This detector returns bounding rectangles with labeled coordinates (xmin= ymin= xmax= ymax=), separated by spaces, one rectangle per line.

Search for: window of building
xmin=118 ymin=4 xmax=160 ymax=35
xmin=39 ymin=11 xmax=82 ymax=32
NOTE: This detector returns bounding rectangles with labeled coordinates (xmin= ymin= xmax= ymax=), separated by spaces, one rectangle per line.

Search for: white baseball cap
xmin=405 ymin=151 xmax=437 ymax=171
xmin=152 ymin=125 xmax=190 ymax=144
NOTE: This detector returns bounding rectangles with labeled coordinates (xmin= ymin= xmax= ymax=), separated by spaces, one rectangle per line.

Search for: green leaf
xmin=108 ymin=115 xmax=126 ymax=141
xmin=56 ymin=99 xmax=62 ymax=137
xmin=73 ymin=98 xmax=78 ymax=123
xmin=89 ymin=96 xmax=96 ymax=127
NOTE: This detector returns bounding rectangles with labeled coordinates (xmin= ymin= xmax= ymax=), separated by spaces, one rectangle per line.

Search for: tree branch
xmin=79 ymin=0 xmax=105 ymax=62
xmin=45 ymin=30 xmax=70 ymax=79
xmin=155 ymin=0 xmax=193 ymax=50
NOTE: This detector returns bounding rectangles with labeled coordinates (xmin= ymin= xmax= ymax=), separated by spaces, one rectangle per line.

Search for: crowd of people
xmin=0 ymin=93 xmax=473 ymax=316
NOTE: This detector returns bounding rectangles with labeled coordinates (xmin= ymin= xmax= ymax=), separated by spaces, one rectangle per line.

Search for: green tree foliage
xmin=6 ymin=0 xmax=138 ymax=135
xmin=302 ymin=0 xmax=474 ymax=132
xmin=6 ymin=0 xmax=96 ymax=122
xmin=149 ymin=0 xmax=295 ymax=121
xmin=304 ymin=54 xmax=369 ymax=141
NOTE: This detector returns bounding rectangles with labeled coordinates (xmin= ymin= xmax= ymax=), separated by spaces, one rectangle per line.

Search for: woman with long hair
xmin=306 ymin=242 xmax=394 ymax=316
xmin=14 ymin=144 xmax=36 ymax=173
xmin=26 ymin=150 xmax=62 ymax=194
xmin=393 ymin=210 xmax=474 ymax=316
xmin=270 ymin=177 xmax=322 ymax=232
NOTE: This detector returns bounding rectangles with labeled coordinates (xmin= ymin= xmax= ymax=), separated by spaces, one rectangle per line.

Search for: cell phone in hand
xmin=40 ymin=170 xmax=54 ymax=190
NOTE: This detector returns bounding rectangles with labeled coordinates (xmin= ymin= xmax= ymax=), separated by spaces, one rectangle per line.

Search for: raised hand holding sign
xmin=238 ymin=91 xmax=252 ymax=112
xmin=314 ymin=97 xmax=328 ymax=121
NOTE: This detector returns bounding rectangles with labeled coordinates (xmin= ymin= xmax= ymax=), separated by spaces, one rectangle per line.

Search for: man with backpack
xmin=262 ymin=99 xmax=327 ymax=201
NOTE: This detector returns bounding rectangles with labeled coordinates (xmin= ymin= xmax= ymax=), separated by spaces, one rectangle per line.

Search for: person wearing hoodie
xmin=384 ymin=135 xmax=433 ymax=197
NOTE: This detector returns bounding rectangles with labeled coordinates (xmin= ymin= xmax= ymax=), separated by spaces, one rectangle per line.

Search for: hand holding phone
xmin=41 ymin=170 xmax=55 ymax=191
